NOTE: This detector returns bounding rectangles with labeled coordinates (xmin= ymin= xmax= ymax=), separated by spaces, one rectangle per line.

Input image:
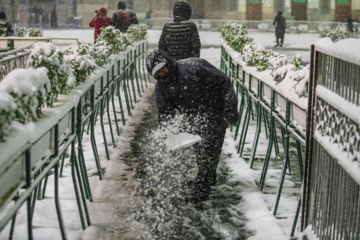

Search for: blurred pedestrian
xmin=273 ymin=11 xmax=286 ymax=47
xmin=158 ymin=1 xmax=200 ymax=60
xmin=0 ymin=12 xmax=14 ymax=36
xmin=111 ymin=1 xmax=138 ymax=33
xmin=347 ymin=12 xmax=354 ymax=33
xmin=145 ymin=9 xmax=153 ymax=29
xmin=146 ymin=49 xmax=239 ymax=203
xmin=89 ymin=7 xmax=111 ymax=42
xmin=50 ymin=6 xmax=58 ymax=28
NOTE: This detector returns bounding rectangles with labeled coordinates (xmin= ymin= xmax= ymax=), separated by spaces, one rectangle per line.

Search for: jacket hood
xmin=173 ymin=1 xmax=192 ymax=22
xmin=118 ymin=1 xmax=126 ymax=9
xmin=146 ymin=49 xmax=178 ymax=83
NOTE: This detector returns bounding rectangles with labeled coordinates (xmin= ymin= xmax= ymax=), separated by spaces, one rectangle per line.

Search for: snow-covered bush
xmin=318 ymin=25 xmax=359 ymax=42
xmin=0 ymin=91 xmax=17 ymax=141
xmin=272 ymin=54 xmax=303 ymax=83
xmin=218 ymin=23 xmax=253 ymax=53
xmin=0 ymin=24 xmax=148 ymax=141
xmin=292 ymin=66 xmax=310 ymax=97
xmin=28 ymin=28 xmax=43 ymax=37
xmin=0 ymin=68 xmax=50 ymax=122
xmin=64 ymin=53 xmax=96 ymax=85
xmin=242 ymin=43 xmax=276 ymax=71
xmin=14 ymin=27 xmax=27 ymax=37
xmin=0 ymin=27 xmax=8 ymax=37
xmin=96 ymin=26 xmax=131 ymax=54
xmin=297 ymin=24 xmax=308 ymax=32
xmin=27 ymin=42 xmax=75 ymax=106
xmin=127 ymin=24 xmax=148 ymax=43
xmin=66 ymin=43 xmax=111 ymax=69
xmin=219 ymin=22 xmax=310 ymax=97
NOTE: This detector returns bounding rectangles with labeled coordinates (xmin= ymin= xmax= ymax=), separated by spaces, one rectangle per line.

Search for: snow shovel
xmin=165 ymin=132 xmax=201 ymax=151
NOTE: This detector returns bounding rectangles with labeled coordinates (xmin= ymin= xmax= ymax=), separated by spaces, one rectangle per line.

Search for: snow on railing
xmin=302 ymin=38 xmax=360 ymax=239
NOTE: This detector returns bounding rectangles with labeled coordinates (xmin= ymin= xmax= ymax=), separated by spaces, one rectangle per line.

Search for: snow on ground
xmin=0 ymin=28 xmax=318 ymax=240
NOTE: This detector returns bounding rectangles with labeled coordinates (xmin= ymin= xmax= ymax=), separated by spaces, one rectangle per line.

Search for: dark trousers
xmin=276 ymin=32 xmax=284 ymax=46
xmin=193 ymin=127 xmax=226 ymax=191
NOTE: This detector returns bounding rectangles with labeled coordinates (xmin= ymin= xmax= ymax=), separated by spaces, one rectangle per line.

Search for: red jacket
xmin=89 ymin=16 xmax=112 ymax=41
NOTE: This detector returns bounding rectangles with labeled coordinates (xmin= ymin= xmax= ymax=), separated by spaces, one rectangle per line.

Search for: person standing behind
xmin=146 ymin=49 xmax=239 ymax=203
xmin=158 ymin=1 xmax=201 ymax=60
xmin=145 ymin=9 xmax=153 ymax=29
xmin=0 ymin=12 xmax=14 ymax=36
xmin=347 ymin=12 xmax=354 ymax=33
xmin=111 ymin=1 xmax=139 ymax=33
xmin=273 ymin=11 xmax=286 ymax=47
xmin=89 ymin=7 xmax=112 ymax=42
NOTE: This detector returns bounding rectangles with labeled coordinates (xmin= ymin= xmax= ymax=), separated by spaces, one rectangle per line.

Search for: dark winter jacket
xmin=111 ymin=8 xmax=138 ymax=33
xmin=158 ymin=2 xmax=201 ymax=60
xmin=0 ymin=19 xmax=13 ymax=36
xmin=146 ymin=49 xmax=238 ymax=136
xmin=89 ymin=16 xmax=112 ymax=41
xmin=273 ymin=12 xmax=286 ymax=36
xmin=347 ymin=14 xmax=354 ymax=33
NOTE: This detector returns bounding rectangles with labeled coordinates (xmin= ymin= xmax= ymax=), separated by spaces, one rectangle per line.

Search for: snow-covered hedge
xmin=0 ymin=24 xmax=148 ymax=141
xmin=14 ymin=27 xmax=43 ymax=37
xmin=318 ymin=25 xmax=359 ymax=42
xmin=218 ymin=23 xmax=309 ymax=97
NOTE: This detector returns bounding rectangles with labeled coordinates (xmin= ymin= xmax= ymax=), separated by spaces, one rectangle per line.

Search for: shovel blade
xmin=165 ymin=133 xmax=201 ymax=151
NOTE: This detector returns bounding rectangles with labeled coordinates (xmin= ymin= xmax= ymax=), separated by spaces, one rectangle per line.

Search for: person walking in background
xmin=273 ymin=11 xmax=286 ymax=47
xmin=0 ymin=12 xmax=14 ymax=36
xmin=111 ymin=1 xmax=138 ymax=33
xmin=89 ymin=7 xmax=112 ymax=42
xmin=158 ymin=1 xmax=201 ymax=60
xmin=347 ymin=12 xmax=354 ymax=33
xmin=145 ymin=9 xmax=153 ymax=29
xmin=146 ymin=49 xmax=239 ymax=203
xmin=50 ymin=6 xmax=58 ymax=28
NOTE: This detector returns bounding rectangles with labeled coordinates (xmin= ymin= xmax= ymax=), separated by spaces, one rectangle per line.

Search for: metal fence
xmin=302 ymin=42 xmax=360 ymax=239
xmin=149 ymin=18 xmax=358 ymax=33
xmin=0 ymin=44 xmax=33 ymax=81
xmin=0 ymin=40 xmax=151 ymax=239
xmin=221 ymin=41 xmax=306 ymax=237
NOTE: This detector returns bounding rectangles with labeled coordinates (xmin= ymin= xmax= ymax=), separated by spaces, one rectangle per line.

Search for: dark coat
xmin=111 ymin=8 xmax=138 ymax=33
xmin=347 ymin=14 xmax=354 ymax=33
xmin=89 ymin=16 xmax=112 ymax=41
xmin=273 ymin=12 xmax=286 ymax=36
xmin=158 ymin=2 xmax=201 ymax=60
xmin=146 ymin=49 xmax=238 ymax=137
xmin=0 ymin=19 xmax=13 ymax=36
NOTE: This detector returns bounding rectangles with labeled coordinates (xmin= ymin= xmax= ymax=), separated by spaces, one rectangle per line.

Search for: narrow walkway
xmin=84 ymin=84 xmax=252 ymax=239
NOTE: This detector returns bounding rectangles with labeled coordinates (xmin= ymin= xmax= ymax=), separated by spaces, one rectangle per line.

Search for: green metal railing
xmin=221 ymin=43 xmax=306 ymax=236
xmin=302 ymin=43 xmax=360 ymax=239
xmin=0 ymin=40 xmax=151 ymax=239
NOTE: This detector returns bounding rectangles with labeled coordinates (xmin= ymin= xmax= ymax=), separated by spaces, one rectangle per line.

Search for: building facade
xmin=1 ymin=0 xmax=359 ymax=28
